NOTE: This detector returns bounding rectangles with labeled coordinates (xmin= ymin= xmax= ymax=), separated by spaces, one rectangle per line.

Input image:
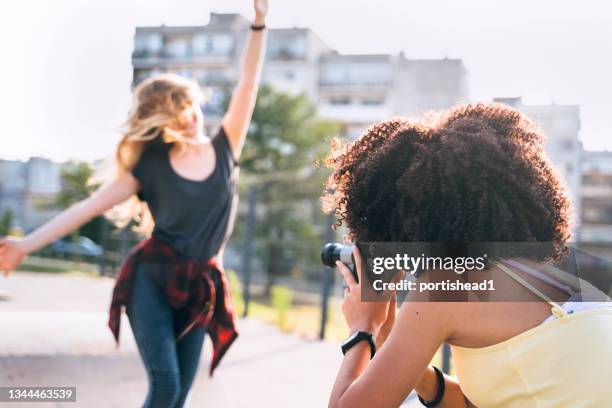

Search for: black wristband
xmin=251 ymin=24 xmax=266 ymax=31
xmin=418 ymin=366 xmax=445 ymax=407
xmin=341 ymin=331 xmax=376 ymax=359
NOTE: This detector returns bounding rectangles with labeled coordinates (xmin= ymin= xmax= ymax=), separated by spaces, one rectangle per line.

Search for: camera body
xmin=321 ymin=243 xmax=358 ymax=282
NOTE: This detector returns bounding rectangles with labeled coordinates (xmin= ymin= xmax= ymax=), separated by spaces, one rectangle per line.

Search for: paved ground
xmin=0 ymin=272 xmax=418 ymax=407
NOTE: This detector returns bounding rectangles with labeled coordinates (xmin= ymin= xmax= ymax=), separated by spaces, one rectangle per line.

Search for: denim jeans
xmin=127 ymin=264 xmax=206 ymax=408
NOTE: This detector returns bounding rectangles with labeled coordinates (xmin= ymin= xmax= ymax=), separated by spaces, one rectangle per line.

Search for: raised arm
xmin=221 ymin=0 xmax=268 ymax=160
xmin=0 ymin=171 xmax=139 ymax=275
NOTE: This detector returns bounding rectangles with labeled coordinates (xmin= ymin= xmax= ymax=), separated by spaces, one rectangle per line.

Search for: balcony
xmin=132 ymin=48 xmax=234 ymax=68
xmin=132 ymin=49 xmax=162 ymax=59
xmin=267 ymin=48 xmax=307 ymax=61
xmin=582 ymin=184 xmax=612 ymax=199
xmin=197 ymin=72 xmax=234 ymax=87
xmin=317 ymin=103 xmax=391 ymax=124
xmin=317 ymin=81 xmax=390 ymax=106
xmin=318 ymin=77 xmax=392 ymax=96
xmin=318 ymin=77 xmax=391 ymax=86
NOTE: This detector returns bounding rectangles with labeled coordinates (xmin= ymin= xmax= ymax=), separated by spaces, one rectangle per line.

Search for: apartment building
xmin=132 ymin=13 xmax=468 ymax=138
xmin=0 ymin=158 xmax=62 ymax=231
xmin=493 ymin=97 xmax=583 ymax=233
xmin=581 ymin=150 xmax=612 ymax=243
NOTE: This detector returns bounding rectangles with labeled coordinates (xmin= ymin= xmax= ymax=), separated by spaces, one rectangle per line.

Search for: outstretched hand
xmin=253 ymin=0 xmax=268 ymax=24
xmin=0 ymin=237 xmax=27 ymax=277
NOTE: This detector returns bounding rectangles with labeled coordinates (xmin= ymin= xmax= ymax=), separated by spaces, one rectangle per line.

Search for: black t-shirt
xmin=131 ymin=127 xmax=239 ymax=260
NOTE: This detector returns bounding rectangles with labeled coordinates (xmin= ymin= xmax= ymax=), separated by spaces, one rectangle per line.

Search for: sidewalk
xmin=0 ymin=272 xmax=418 ymax=407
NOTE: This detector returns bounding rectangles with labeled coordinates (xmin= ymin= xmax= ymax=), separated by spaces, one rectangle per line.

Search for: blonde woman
xmin=0 ymin=1 xmax=268 ymax=406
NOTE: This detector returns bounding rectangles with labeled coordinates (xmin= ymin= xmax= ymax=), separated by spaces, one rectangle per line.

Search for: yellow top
xmin=451 ymin=262 xmax=612 ymax=408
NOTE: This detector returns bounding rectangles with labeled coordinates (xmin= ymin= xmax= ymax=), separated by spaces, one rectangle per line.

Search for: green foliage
xmin=239 ymin=85 xmax=339 ymax=173
xmin=271 ymin=285 xmax=293 ymax=330
xmin=54 ymin=162 xmax=96 ymax=208
xmin=49 ymin=161 xmax=118 ymax=248
xmin=0 ymin=209 xmax=14 ymax=236
xmin=226 ymin=269 xmax=245 ymax=316
xmin=228 ymin=85 xmax=340 ymax=293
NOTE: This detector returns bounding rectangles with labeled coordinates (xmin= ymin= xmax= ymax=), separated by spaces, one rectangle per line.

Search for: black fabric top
xmin=131 ymin=127 xmax=239 ymax=260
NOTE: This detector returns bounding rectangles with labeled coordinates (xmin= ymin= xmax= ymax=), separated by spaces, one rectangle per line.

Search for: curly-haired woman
xmin=326 ymin=104 xmax=612 ymax=407
xmin=0 ymin=1 xmax=268 ymax=406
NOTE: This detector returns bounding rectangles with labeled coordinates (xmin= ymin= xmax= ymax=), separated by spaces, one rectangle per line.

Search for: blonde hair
xmin=107 ymin=73 xmax=204 ymax=235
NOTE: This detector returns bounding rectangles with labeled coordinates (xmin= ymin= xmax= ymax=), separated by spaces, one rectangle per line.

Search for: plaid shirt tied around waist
xmin=108 ymin=236 xmax=238 ymax=376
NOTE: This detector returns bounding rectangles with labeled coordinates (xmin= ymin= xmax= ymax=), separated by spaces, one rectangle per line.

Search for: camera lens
xmin=321 ymin=243 xmax=354 ymax=267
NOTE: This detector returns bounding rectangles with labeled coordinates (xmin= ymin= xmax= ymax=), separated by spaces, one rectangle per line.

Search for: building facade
xmin=130 ymin=13 xmax=604 ymax=245
xmin=493 ymin=97 xmax=583 ymax=236
xmin=581 ymin=150 xmax=612 ymax=243
xmin=0 ymin=158 xmax=62 ymax=232
xmin=132 ymin=13 xmax=469 ymax=139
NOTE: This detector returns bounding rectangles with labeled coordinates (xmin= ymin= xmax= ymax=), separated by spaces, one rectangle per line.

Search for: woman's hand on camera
xmin=253 ymin=0 xmax=268 ymax=25
xmin=376 ymin=270 xmax=404 ymax=348
xmin=375 ymin=292 xmax=397 ymax=349
xmin=0 ymin=237 xmax=28 ymax=277
xmin=336 ymin=245 xmax=391 ymax=338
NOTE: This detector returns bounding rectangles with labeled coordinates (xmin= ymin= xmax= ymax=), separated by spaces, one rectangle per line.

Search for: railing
xmin=318 ymin=79 xmax=392 ymax=87
xmin=132 ymin=49 xmax=234 ymax=60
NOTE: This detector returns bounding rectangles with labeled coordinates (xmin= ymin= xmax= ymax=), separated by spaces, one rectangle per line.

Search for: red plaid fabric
xmin=108 ymin=236 xmax=239 ymax=376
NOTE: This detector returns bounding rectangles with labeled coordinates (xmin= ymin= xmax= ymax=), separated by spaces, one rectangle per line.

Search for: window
xmin=362 ymin=99 xmax=384 ymax=106
xmin=165 ymin=38 xmax=190 ymax=58
xmin=555 ymin=116 xmax=577 ymax=132
xmin=177 ymin=68 xmax=192 ymax=78
xmin=203 ymin=89 xmax=226 ymax=115
xmin=329 ymin=97 xmax=351 ymax=105
xmin=268 ymin=35 xmax=307 ymax=60
xmin=559 ymin=139 xmax=575 ymax=151
xmin=133 ymin=69 xmax=152 ymax=85
xmin=192 ymin=33 xmax=234 ymax=56
xmin=134 ymin=33 xmax=163 ymax=57
xmin=205 ymin=69 xmax=230 ymax=85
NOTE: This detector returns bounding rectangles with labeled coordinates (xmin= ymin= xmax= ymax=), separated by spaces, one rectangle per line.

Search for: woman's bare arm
xmin=329 ymin=301 xmax=472 ymax=408
xmin=0 ymin=171 xmax=139 ymax=274
xmin=414 ymin=365 xmax=475 ymax=408
xmin=221 ymin=0 xmax=268 ymax=159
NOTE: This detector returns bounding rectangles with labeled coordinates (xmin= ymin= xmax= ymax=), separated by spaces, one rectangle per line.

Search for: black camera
xmin=321 ymin=243 xmax=358 ymax=282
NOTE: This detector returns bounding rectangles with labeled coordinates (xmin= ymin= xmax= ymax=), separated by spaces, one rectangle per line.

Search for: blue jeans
xmin=127 ymin=265 xmax=206 ymax=408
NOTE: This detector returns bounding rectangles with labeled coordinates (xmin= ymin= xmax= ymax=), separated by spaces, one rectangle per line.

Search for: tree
xmin=229 ymin=86 xmax=341 ymax=296
xmin=239 ymin=85 xmax=337 ymax=173
xmin=0 ymin=209 xmax=14 ymax=236
xmin=54 ymin=162 xmax=95 ymax=208
xmin=51 ymin=161 xmax=106 ymax=244
xmin=45 ymin=161 xmax=139 ymax=269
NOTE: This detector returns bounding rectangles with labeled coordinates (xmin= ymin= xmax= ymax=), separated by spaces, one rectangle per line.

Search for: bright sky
xmin=1 ymin=0 xmax=610 ymax=162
